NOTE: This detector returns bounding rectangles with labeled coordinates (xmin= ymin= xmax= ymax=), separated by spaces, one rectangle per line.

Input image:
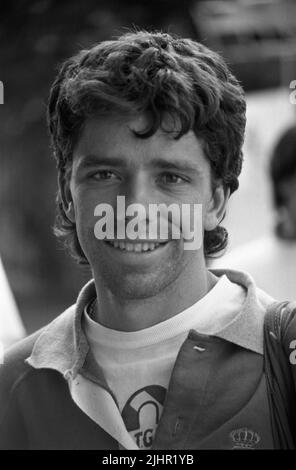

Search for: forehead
xmin=73 ymin=113 xmax=209 ymax=171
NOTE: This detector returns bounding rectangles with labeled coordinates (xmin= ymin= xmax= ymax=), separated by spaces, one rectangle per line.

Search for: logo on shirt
xmin=122 ymin=385 xmax=166 ymax=449
xmin=230 ymin=427 xmax=261 ymax=449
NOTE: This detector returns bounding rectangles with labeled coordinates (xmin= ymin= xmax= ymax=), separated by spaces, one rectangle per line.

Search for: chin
xmin=88 ymin=239 xmax=189 ymax=299
xmin=94 ymin=261 xmax=184 ymax=300
xmin=106 ymin=272 xmax=174 ymax=299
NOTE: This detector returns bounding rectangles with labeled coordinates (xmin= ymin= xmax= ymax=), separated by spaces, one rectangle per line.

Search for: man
xmin=215 ymin=125 xmax=296 ymax=301
xmin=0 ymin=31 xmax=295 ymax=450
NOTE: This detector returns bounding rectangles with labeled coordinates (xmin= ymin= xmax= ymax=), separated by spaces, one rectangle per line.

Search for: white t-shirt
xmin=82 ymin=274 xmax=246 ymax=450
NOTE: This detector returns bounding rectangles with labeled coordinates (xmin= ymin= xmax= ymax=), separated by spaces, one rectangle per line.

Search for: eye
xmin=159 ymin=173 xmax=186 ymax=184
xmin=92 ymin=170 xmax=119 ymax=180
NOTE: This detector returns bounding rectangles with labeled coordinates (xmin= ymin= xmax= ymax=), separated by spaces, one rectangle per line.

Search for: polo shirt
xmin=82 ymin=274 xmax=247 ymax=449
xmin=0 ymin=269 xmax=276 ymax=449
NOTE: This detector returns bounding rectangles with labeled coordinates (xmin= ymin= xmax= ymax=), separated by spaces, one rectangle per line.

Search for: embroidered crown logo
xmin=230 ymin=428 xmax=261 ymax=449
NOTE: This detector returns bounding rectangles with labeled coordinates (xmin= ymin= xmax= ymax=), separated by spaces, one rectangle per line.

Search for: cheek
xmin=190 ymin=187 xmax=212 ymax=229
xmin=72 ymin=189 xmax=101 ymax=235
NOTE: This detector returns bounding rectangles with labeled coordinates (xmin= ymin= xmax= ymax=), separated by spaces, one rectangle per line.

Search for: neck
xmin=92 ymin=258 xmax=218 ymax=332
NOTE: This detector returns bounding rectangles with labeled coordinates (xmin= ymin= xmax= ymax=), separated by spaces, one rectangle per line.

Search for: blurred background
xmin=1 ymin=0 xmax=296 ymax=341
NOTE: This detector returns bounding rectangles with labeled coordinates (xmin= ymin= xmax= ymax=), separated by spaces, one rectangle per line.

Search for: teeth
xmin=106 ymin=240 xmax=162 ymax=252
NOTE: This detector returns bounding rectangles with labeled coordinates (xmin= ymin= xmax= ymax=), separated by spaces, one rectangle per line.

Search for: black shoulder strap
xmin=264 ymin=301 xmax=296 ymax=449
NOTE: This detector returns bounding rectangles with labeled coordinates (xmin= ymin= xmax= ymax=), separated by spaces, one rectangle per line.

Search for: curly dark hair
xmin=47 ymin=30 xmax=246 ymax=264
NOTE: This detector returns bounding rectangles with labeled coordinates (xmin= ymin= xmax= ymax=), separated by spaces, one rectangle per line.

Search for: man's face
xmin=65 ymin=114 xmax=225 ymax=298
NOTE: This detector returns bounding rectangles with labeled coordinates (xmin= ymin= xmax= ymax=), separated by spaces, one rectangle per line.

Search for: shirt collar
xmin=26 ymin=269 xmax=274 ymax=378
xmin=211 ymin=268 xmax=274 ymax=353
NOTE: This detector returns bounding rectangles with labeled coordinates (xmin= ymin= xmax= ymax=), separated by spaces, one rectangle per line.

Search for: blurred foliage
xmin=0 ymin=0 xmax=196 ymax=332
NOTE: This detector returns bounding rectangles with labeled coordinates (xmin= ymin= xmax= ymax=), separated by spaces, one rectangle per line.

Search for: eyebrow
xmin=76 ymin=154 xmax=201 ymax=173
xmin=76 ymin=154 xmax=128 ymax=171
xmin=149 ymin=158 xmax=201 ymax=173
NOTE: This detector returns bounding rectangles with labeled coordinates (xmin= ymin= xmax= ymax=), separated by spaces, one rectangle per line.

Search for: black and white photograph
xmin=1 ymin=0 xmax=296 ymax=458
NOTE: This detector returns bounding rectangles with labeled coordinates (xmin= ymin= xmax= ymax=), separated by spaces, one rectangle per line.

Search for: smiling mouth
xmin=104 ymin=240 xmax=168 ymax=253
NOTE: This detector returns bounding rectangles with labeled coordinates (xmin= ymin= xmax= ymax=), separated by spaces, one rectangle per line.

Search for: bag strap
xmin=263 ymin=301 xmax=296 ymax=449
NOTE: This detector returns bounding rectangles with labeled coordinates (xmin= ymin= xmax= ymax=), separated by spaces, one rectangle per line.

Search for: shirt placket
xmin=152 ymin=330 xmax=221 ymax=450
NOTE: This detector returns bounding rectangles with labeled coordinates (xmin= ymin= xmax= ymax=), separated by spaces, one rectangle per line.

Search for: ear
xmin=204 ymin=184 xmax=230 ymax=231
xmin=58 ymin=168 xmax=76 ymax=223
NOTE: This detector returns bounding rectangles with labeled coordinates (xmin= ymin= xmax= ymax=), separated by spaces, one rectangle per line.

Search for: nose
xmin=123 ymin=172 xmax=153 ymax=210
xmin=116 ymin=173 xmax=155 ymax=236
